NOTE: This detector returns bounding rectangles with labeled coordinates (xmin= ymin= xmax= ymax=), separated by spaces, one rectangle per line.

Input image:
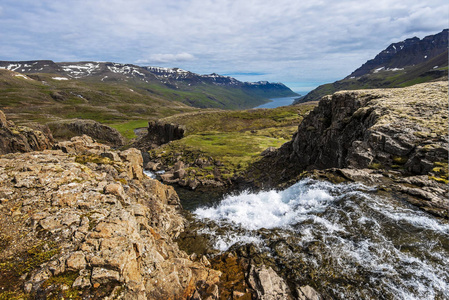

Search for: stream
xmin=186 ymin=179 xmax=449 ymax=299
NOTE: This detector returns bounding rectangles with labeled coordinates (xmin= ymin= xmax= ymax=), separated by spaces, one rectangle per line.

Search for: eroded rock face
xmin=255 ymin=82 xmax=448 ymax=217
xmin=286 ymin=82 xmax=448 ymax=174
xmin=0 ymin=110 xmax=53 ymax=155
xmin=0 ymin=137 xmax=220 ymax=299
xmin=47 ymin=119 xmax=125 ymax=147
xmin=134 ymin=120 xmax=185 ymax=149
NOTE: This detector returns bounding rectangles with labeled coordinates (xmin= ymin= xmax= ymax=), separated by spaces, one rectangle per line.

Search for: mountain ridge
xmin=296 ymin=29 xmax=448 ymax=103
xmin=0 ymin=60 xmax=296 ymax=99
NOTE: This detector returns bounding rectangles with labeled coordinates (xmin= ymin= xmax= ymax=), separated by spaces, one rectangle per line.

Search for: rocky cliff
xmin=0 ymin=135 xmax=221 ymax=299
xmin=47 ymin=119 xmax=125 ymax=147
xmin=134 ymin=120 xmax=186 ymax=150
xmin=256 ymin=81 xmax=448 ymax=217
xmin=0 ymin=110 xmax=53 ymax=155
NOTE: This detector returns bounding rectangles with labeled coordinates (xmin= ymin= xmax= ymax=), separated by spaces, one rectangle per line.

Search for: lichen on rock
xmin=0 ymin=136 xmax=220 ymax=299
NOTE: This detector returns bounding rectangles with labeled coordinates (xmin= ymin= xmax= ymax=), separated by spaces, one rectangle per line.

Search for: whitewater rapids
xmin=192 ymin=179 xmax=449 ymax=299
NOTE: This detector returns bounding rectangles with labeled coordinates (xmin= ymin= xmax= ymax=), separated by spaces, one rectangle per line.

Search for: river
xmin=190 ymin=179 xmax=449 ymax=299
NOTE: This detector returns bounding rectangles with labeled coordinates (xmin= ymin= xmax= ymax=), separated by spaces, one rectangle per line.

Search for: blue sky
xmin=0 ymin=0 xmax=447 ymax=92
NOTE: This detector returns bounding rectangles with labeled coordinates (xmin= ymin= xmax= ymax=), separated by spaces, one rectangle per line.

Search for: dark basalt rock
xmin=0 ymin=110 xmax=53 ymax=155
xmin=134 ymin=120 xmax=185 ymax=149
xmin=47 ymin=119 xmax=125 ymax=147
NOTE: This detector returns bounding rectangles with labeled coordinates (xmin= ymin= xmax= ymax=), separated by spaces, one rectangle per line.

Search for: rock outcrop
xmin=134 ymin=120 xmax=186 ymax=149
xmin=0 ymin=110 xmax=53 ymax=155
xmin=0 ymin=135 xmax=220 ymax=299
xmin=47 ymin=119 xmax=125 ymax=147
xmin=257 ymin=82 xmax=448 ymax=217
xmin=287 ymin=81 xmax=448 ymax=174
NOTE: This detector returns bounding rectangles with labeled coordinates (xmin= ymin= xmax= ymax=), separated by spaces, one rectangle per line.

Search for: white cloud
xmin=137 ymin=53 xmax=195 ymax=64
xmin=0 ymin=0 xmax=447 ymax=86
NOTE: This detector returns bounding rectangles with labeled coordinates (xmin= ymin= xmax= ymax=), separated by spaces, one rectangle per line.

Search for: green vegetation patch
xmin=149 ymin=103 xmax=317 ymax=182
xmin=0 ymin=241 xmax=60 ymax=275
xmin=181 ymin=132 xmax=288 ymax=165
xmin=429 ymin=161 xmax=448 ymax=184
xmin=161 ymin=103 xmax=315 ymax=136
xmin=109 ymin=119 xmax=150 ymax=139
xmin=41 ymin=271 xmax=80 ymax=299
xmin=392 ymin=156 xmax=408 ymax=165
xmin=0 ymin=240 xmax=60 ymax=298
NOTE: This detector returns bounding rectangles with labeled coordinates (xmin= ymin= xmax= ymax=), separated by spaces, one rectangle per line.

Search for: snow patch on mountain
xmin=61 ymin=63 xmax=100 ymax=78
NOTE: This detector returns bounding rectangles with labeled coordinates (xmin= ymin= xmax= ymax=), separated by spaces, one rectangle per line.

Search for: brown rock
xmin=73 ymin=275 xmax=92 ymax=289
xmin=174 ymin=168 xmax=186 ymax=179
xmin=133 ymin=120 xmax=185 ymax=149
xmin=66 ymin=251 xmax=86 ymax=270
xmin=248 ymin=264 xmax=292 ymax=300
xmin=119 ymin=148 xmax=144 ymax=180
xmin=297 ymin=285 xmax=321 ymax=300
xmin=0 ymin=143 xmax=221 ymax=299
xmin=0 ymin=110 xmax=53 ymax=155
xmin=91 ymin=267 xmax=120 ymax=284
xmin=104 ymin=183 xmax=125 ymax=199
xmin=0 ymin=110 xmax=9 ymax=128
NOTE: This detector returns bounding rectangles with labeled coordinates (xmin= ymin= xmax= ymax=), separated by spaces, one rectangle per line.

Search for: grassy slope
xmin=0 ymin=70 xmax=195 ymax=118
xmin=149 ymin=103 xmax=317 ymax=179
xmin=0 ymin=69 xmax=297 ymax=139
xmin=299 ymin=50 xmax=448 ymax=102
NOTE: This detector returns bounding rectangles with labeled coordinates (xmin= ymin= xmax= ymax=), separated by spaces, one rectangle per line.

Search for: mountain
xmin=0 ymin=60 xmax=297 ymax=109
xmin=296 ymin=29 xmax=448 ymax=103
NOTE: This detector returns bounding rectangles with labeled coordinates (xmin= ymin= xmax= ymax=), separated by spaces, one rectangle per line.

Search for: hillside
xmin=0 ymin=60 xmax=297 ymax=110
xmin=297 ymin=29 xmax=448 ymax=103
xmin=0 ymin=68 xmax=194 ymax=138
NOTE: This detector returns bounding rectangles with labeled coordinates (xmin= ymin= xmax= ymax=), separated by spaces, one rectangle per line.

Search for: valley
xmin=0 ymin=28 xmax=448 ymax=299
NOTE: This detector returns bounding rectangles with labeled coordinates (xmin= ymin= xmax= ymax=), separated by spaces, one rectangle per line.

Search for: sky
xmin=0 ymin=0 xmax=447 ymax=92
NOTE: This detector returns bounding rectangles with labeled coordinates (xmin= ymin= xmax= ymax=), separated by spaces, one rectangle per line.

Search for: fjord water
xmin=254 ymin=96 xmax=300 ymax=108
xmin=192 ymin=179 xmax=449 ymax=299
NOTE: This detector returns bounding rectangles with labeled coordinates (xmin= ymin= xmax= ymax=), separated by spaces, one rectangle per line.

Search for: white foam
xmin=195 ymin=180 xmax=338 ymax=230
xmin=143 ymin=170 xmax=156 ymax=179
xmin=191 ymin=178 xmax=449 ymax=297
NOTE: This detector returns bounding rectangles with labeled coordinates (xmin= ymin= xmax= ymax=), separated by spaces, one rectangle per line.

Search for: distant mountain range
xmin=296 ymin=29 xmax=448 ymax=103
xmin=0 ymin=60 xmax=297 ymax=109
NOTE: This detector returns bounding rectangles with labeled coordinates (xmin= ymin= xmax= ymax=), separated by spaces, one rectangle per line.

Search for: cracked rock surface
xmin=0 ymin=135 xmax=220 ymax=299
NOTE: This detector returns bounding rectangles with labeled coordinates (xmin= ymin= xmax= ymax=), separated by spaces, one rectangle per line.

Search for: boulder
xmin=0 ymin=110 xmax=9 ymax=128
xmin=247 ymin=265 xmax=293 ymax=300
xmin=297 ymin=285 xmax=321 ymax=300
